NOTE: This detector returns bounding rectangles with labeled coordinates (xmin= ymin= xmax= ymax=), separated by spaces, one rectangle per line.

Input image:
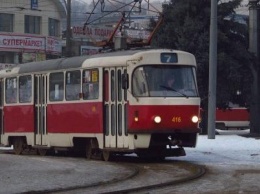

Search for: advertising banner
xmin=22 ymin=53 xmax=46 ymax=63
xmin=72 ymin=26 xmax=151 ymax=41
xmin=0 ymin=33 xmax=62 ymax=55
xmin=46 ymin=37 xmax=62 ymax=54
xmin=80 ymin=46 xmax=101 ymax=56
xmin=72 ymin=26 xmax=115 ymax=41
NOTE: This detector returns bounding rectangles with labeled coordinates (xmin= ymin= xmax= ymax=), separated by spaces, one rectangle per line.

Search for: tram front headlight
xmin=191 ymin=115 xmax=199 ymax=123
xmin=154 ymin=116 xmax=161 ymax=124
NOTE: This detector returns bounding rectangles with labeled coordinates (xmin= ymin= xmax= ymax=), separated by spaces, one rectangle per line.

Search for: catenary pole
xmin=66 ymin=0 xmax=71 ymax=57
xmin=248 ymin=0 xmax=260 ymax=134
xmin=207 ymin=0 xmax=217 ymax=139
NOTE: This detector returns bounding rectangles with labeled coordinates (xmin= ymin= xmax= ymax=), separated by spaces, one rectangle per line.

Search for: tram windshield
xmin=132 ymin=65 xmax=199 ymax=97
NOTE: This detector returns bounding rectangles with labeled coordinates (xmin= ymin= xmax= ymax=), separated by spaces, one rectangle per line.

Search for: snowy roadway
xmin=147 ymin=129 xmax=260 ymax=194
xmin=0 ymin=129 xmax=259 ymax=194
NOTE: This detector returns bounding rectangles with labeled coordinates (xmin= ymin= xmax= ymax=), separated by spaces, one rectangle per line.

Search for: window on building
xmin=49 ymin=18 xmax=59 ymax=37
xmin=5 ymin=77 xmax=17 ymax=104
xmin=0 ymin=13 xmax=13 ymax=32
xmin=65 ymin=70 xmax=80 ymax=101
xmin=25 ymin=15 xmax=41 ymax=34
xmin=19 ymin=75 xmax=32 ymax=103
xmin=0 ymin=55 xmax=6 ymax=63
xmin=82 ymin=69 xmax=99 ymax=100
xmin=49 ymin=72 xmax=64 ymax=101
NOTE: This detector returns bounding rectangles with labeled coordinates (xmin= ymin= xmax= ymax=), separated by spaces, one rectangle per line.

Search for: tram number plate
xmin=172 ymin=117 xmax=181 ymax=122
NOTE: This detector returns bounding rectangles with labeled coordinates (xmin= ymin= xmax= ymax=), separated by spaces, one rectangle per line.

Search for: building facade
xmin=0 ymin=0 xmax=66 ymax=69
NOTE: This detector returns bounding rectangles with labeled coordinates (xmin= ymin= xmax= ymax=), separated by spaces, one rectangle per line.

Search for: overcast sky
xmin=77 ymin=0 xmax=250 ymax=15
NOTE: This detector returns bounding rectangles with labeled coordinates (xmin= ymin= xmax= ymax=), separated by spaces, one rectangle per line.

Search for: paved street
xmin=0 ymin=129 xmax=259 ymax=194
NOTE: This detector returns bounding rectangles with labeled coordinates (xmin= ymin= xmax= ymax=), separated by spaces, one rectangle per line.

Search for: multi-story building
xmin=0 ymin=0 xmax=66 ymax=69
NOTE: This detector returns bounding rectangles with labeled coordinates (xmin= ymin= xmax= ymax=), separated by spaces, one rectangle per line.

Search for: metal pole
xmin=207 ymin=0 xmax=217 ymax=139
xmin=66 ymin=0 xmax=71 ymax=57
xmin=248 ymin=0 xmax=260 ymax=134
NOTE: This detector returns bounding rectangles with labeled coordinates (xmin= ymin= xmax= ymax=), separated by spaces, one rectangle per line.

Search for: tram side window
xmin=19 ymin=75 xmax=32 ymax=103
xmin=82 ymin=69 xmax=99 ymax=100
xmin=132 ymin=67 xmax=148 ymax=96
xmin=5 ymin=77 xmax=17 ymax=104
xmin=65 ymin=70 xmax=80 ymax=101
xmin=49 ymin=72 xmax=64 ymax=101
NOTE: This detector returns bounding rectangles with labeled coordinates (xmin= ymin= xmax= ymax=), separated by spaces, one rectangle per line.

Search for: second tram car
xmin=0 ymin=49 xmax=200 ymax=160
xmin=216 ymin=106 xmax=250 ymax=130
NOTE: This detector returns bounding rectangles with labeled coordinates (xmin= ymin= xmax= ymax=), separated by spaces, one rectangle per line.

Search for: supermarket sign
xmin=0 ymin=33 xmax=62 ymax=54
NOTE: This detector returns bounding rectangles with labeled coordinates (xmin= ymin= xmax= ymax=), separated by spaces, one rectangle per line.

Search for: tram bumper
xmin=136 ymin=147 xmax=186 ymax=158
xmin=163 ymin=147 xmax=186 ymax=157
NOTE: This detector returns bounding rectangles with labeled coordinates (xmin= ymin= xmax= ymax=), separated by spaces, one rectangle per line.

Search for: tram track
xmin=20 ymin=156 xmax=206 ymax=194
xmin=101 ymin=162 xmax=206 ymax=194
xmin=20 ymin=159 xmax=140 ymax=194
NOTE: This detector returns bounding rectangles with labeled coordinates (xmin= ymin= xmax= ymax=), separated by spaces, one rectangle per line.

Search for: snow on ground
xmin=163 ymin=129 xmax=260 ymax=194
xmin=176 ymin=129 xmax=260 ymax=166
xmin=0 ymin=145 xmax=13 ymax=150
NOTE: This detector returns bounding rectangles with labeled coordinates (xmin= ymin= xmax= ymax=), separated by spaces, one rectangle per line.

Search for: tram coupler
xmin=169 ymin=139 xmax=182 ymax=146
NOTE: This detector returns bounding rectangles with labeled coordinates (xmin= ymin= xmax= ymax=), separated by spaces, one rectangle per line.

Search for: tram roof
xmin=17 ymin=49 xmax=142 ymax=74
xmin=0 ymin=49 xmax=196 ymax=76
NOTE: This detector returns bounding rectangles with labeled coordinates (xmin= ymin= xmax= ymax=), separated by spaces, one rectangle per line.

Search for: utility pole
xmin=207 ymin=0 xmax=217 ymax=139
xmin=66 ymin=0 xmax=72 ymax=57
xmin=248 ymin=0 xmax=260 ymax=134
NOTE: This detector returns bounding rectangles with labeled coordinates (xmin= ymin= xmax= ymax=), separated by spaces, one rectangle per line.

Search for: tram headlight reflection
xmin=154 ymin=116 xmax=161 ymax=124
xmin=191 ymin=115 xmax=199 ymax=123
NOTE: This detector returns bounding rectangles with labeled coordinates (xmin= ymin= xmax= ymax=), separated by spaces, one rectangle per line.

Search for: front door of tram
xmin=0 ymin=79 xmax=3 ymax=143
xmin=104 ymin=67 xmax=128 ymax=149
xmin=34 ymin=74 xmax=48 ymax=146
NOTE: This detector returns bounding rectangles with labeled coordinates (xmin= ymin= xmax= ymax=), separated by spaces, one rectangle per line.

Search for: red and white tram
xmin=216 ymin=106 xmax=250 ymax=130
xmin=0 ymin=49 xmax=200 ymax=160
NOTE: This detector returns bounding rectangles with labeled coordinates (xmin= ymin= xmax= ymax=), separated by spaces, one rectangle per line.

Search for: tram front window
xmin=132 ymin=65 xmax=199 ymax=97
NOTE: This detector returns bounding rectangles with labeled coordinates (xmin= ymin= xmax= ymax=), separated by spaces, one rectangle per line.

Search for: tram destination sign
xmin=160 ymin=53 xmax=178 ymax=63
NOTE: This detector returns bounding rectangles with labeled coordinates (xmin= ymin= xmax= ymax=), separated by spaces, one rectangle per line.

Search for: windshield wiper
xmin=160 ymin=85 xmax=188 ymax=98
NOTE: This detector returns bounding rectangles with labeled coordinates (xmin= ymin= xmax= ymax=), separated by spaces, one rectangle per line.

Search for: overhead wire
xmin=80 ymin=0 xmax=163 ymax=48
xmin=0 ymin=0 xmax=163 ymax=43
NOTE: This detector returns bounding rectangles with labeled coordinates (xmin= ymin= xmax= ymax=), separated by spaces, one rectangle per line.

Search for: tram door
xmin=0 ymin=79 xmax=3 ymax=142
xmin=104 ymin=67 xmax=128 ymax=149
xmin=34 ymin=74 xmax=48 ymax=146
